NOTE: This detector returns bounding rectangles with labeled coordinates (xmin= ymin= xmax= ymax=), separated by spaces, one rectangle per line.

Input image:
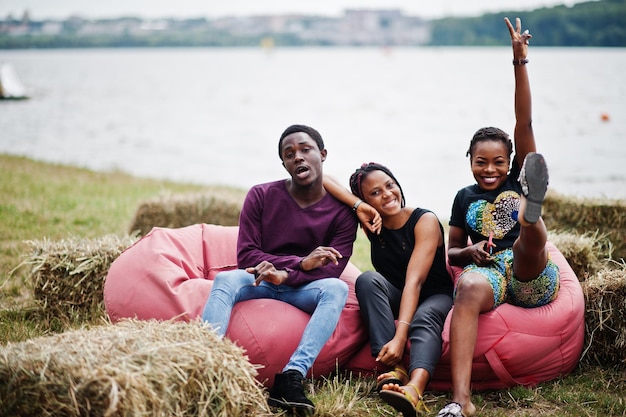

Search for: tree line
xmin=429 ymin=0 xmax=626 ymax=46
xmin=0 ymin=0 xmax=624 ymax=48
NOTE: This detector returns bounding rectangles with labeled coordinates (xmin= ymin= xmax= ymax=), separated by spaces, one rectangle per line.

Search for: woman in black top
xmin=325 ymin=162 xmax=453 ymax=416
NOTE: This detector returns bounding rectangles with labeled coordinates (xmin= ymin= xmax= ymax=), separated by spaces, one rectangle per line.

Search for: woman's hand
xmin=466 ymin=240 xmax=493 ymax=266
xmin=505 ymin=17 xmax=531 ymax=60
xmin=376 ymin=337 xmax=406 ymax=367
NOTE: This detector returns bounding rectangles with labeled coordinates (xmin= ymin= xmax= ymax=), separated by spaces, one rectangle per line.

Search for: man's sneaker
xmin=517 ymin=152 xmax=549 ymax=224
xmin=268 ymin=370 xmax=315 ymax=416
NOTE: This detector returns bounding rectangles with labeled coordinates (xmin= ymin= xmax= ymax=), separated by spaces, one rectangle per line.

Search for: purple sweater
xmin=237 ymin=179 xmax=358 ymax=286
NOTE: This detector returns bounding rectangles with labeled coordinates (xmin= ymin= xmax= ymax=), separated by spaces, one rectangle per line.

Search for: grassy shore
xmin=1 ymin=153 xmax=624 ymax=416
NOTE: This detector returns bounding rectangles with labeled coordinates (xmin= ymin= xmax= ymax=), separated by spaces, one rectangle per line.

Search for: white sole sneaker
xmin=518 ymin=152 xmax=549 ymax=224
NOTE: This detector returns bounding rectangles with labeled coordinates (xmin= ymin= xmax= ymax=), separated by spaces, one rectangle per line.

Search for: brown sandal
xmin=375 ymin=367 xmax=409 ymax=392
xmin=379 ymin=383 xmax=430 ymax=416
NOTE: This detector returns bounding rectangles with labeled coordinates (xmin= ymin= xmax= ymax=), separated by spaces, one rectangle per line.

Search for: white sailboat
xmin=0 ymin=63 xmax=29 ymax=99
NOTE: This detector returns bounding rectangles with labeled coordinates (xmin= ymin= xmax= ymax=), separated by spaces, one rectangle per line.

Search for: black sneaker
xmin=518 ymin=152 xmax=549 ymax=224
xmin=268 ymin=370 xmax=315 ymax=416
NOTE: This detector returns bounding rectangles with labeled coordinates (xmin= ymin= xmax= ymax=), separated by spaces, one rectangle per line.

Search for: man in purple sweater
xmin=202 ymin=124 xmax=357 ymax=416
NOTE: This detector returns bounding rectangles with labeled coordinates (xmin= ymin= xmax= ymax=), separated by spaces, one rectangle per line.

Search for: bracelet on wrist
xmin=398 ymin=320 xmax=411 ymax=327
xmin=512 ymin=58 xmax=529 ymax=66
xmin=352 ymin=199 xmax=363 ymax=211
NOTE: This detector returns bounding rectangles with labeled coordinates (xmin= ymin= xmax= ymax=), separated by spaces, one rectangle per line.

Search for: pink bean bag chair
xmin=103 ymin=223 xmax=368 ymax=387
xmin=344 ymin=241 xmax=585 ymax=390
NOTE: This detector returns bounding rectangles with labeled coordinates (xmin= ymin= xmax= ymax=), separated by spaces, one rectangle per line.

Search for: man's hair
xmin=278 ymin=124 xmax=325 ymax=160
xmin=466 ymin=126 xmax=514 ymax=161
xmin=349 ymin=162 xmax=406 ymax=208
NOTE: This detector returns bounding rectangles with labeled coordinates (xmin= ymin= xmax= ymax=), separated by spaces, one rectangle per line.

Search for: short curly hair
xmin=278 ymin=124 xmax=325 ymax=160
xmin=466 ymin=126 xmax=514 ymax=160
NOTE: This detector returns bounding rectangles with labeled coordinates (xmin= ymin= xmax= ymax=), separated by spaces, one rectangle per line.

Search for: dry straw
xmin=548 ymin=230 xmax=610 ymax=279
xmin=580 ymin=262 xmax=626 ymax=369
xmin=0 ymin=319 xmax=272 ymax=417
xmin=129 ymin=192 xmax=244 ymax=236
xmin=544 ymin=194 xmax=626 ymax=368
xmin=543 ymin=191 xmax=626 ymax=261
xmin=19 ymin=234 xmax=138 ymax=321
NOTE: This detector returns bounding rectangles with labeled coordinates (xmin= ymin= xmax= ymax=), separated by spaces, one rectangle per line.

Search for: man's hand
xmin=247 ymin=261 xmax=288 ymax=286
xmin=356 ymin=201 xmax=382 ymax=234
xmin=299 ymin=246 xmax=343 ymax=271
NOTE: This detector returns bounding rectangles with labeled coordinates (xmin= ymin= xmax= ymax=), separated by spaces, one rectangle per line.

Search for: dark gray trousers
xmin=355 ymin=270 xmax=453 ymax=376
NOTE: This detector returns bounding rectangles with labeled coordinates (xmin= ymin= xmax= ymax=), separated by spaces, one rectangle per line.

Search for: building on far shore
xmin=0 ymin=8 xmax=432 ymax=46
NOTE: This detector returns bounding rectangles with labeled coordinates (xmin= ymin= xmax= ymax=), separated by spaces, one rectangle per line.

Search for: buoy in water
xmin=601 ymin=113 xmax=610 ymax=122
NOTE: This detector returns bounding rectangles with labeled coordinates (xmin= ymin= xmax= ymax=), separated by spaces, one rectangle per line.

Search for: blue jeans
xmin=201 ymin=269 xmax=348 ymax=377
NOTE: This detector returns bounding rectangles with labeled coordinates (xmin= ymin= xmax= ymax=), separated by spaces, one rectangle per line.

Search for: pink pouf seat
xmin=105 ymin=225 xmax=584 ymax=390
xmin=104 ymin=223 xmax=367 ymax=386
xmin=344 ymin=241 xmax=585 ymax=390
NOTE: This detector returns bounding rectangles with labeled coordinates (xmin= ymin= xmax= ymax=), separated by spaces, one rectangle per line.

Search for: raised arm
xmin=505 ymin=17 xmax=536 ymax=168
xmin=323 ymin=174 xmax=382 ymax=234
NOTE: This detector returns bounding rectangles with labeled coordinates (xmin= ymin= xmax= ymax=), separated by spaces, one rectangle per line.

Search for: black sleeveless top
xmin=367 ymin=208 xmax=453 ymax=299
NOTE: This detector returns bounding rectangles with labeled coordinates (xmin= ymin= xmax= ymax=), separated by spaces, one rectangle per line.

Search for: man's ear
xmin=320 ymin=149 xmax=327 ymax=162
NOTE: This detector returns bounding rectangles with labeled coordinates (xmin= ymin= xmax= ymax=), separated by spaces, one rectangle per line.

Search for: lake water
xmin=1 ymin=47 xmax=625 ymax=221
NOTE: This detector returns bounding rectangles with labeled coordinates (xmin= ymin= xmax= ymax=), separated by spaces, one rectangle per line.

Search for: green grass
xmin=1 ymin=153 xmax=624 ymax=416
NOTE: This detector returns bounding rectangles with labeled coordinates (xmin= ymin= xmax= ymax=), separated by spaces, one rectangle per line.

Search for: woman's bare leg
xmin=512 ymin=218 xmax=549 ymax=281
xmin=515 ymin=152 xmax=550 ymax=281
xmin=447 ymin=273 xmax=495 ymax=416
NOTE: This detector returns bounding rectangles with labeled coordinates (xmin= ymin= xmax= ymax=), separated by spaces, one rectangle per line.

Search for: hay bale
xmin=0 ymin=319 xmax=272 ymax=417
xmin=581 ymin=264 xmax=626 ymax=369
xmin=543 ymin=191 xmax=626 ymax=261
xmin=129 ymin=192 xmax=244 ymax=236
xmin=20 ymin=234 xmax=138 ymax=321
xmin=548 ymin=231 xmax=610 ymax=279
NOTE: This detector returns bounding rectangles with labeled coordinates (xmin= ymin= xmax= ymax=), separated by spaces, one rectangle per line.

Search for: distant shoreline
xmin=1 ymin=0 xmax=625 ymax=48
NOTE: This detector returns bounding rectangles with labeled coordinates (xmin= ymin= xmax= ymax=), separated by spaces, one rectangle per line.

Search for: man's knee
xmin=321 ymin=278 xmax=348 ymax=304
xmin=212 ymin=269 xmax=251 ymax=292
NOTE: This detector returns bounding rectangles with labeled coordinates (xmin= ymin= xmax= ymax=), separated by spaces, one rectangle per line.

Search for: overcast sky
xmin=1 ymin=0 xmax=589 ymax=20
